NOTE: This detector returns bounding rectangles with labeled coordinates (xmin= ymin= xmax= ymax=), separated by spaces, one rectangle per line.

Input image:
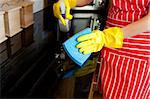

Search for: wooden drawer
xmin=21 ymin=25 xmax=34 ymax=47
xmin=20 ymin=1 xmax=34 ymax=28
xmin=0 ymin=40 xmax=8 ymax=64
xmin=8 ymin=1 xmax=34 ymax=28
xmin=1 ymin=4 xmax=22 ymax=37
xmin=9 ymin=32 xmax=22 ymax=55
xmin=0 ymin=11 xmax=7 ymax=43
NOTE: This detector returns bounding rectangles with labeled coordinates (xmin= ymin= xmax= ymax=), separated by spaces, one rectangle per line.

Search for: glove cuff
xmin=93 ymin=30 xmax=105 ymax=52
xmin=68 ymin=0 xmax=76 ymax=8
xmin=103 ymin=27 xmax=124 ymax=48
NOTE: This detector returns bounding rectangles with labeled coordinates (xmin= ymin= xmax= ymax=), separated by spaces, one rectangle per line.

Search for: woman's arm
xmin=122 ymin=8 xmax=150 ymax=38
xmin=76 ymin=0 xmax=93 ymax=6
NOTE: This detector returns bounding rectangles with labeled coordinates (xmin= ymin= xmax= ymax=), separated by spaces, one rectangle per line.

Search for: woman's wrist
xmin=122 ymin=13 xmax=150 ymax=38
xmin=76 ymin=0 xmax=93 ymax=6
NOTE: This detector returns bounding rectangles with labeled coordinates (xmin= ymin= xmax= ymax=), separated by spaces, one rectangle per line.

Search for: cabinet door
xmin=0 ymin=13 xmax=7 ymax=43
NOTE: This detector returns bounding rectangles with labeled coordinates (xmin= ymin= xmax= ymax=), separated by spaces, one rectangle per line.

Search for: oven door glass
xmin=71 ymin=13 xmax=101 ymax=34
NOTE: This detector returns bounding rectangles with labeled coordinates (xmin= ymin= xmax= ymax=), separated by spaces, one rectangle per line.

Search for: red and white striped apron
xmin=93 ymin=0 xmax=150 ymax=98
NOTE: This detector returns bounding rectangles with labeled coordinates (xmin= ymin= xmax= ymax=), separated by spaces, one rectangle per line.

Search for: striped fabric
xmin=94 ymin=0 xmax=150 ymax=98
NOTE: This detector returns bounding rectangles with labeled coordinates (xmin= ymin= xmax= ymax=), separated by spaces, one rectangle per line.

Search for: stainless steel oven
xmin=56 ymin=0 xmax=108 ymax=40
xmin=53 ymin=0 xmax=108 ymax=83
xmin=71 ymin=0 xmax=108 ymax=33
xmin=71 ymin=13 xmax=101 ymax=33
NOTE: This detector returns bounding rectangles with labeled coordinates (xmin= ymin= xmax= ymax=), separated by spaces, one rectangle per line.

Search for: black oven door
xmin=71 ymin=13 xmax=105 ymax=34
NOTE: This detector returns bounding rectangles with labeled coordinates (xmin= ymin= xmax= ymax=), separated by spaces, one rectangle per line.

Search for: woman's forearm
xmin=122 ymin=11 xmax=150 ymax=38
xmin=76 ymin=0 xmax=93 ymax=6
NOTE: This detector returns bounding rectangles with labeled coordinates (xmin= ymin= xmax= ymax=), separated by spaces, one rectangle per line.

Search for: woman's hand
xmin=53 ymin=0 xmax=76 ymax=25
xmin=76 ymin=30 xmax=105 ymax=55
xmin=76 ymin=27 xmax=124 ymax=55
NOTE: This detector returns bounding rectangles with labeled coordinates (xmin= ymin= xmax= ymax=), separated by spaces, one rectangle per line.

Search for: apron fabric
xmin=93 ymin=0 xmax=150 ymax=98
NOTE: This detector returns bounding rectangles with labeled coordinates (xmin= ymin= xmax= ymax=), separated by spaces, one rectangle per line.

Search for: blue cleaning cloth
xmin=63 ymin=28 xmax=92 ymax=67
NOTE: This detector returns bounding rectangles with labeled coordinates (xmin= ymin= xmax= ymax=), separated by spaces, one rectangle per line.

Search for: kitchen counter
xmin=1 ymin=5 xmax=61 ymax=98
xmin=1 ymin=2 xmax=107 ymax=97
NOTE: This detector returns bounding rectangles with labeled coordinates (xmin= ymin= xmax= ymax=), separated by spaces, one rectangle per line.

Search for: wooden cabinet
xmin=7 ymin=0 xmax=34 ymax=28
xmin=0 ymin=11 xmax=7 ymax=43
xmin=0 ymin=4 xmax=22 ymax=37
xmin=20 ymin=1 xmax=34 ymax=28
xmin=13 ymin=1 xmax=34 ymax=28
xmin=1 ymin=1 xmax=34 ymax=29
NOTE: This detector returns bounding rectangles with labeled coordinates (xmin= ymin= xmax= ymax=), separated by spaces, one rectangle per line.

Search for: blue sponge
xmin=63 ymin=28 xmax=92 ymax=67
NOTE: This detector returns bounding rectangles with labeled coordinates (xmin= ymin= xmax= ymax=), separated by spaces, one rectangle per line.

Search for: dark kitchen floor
xmin=1 ymin=5 xmax=95 ymax=98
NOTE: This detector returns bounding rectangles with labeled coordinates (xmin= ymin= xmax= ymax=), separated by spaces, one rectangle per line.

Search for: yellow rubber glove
xmin=53 ymin=0 xmax=76 ymax=25
xmin=76 ymin=27 xmax=124 ymax=55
